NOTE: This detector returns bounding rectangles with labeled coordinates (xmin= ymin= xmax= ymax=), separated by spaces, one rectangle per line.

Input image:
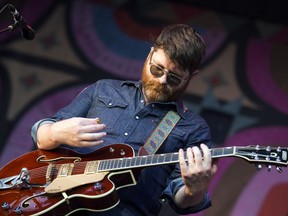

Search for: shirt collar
xmin=121 ymin=80 xmax=188 ymax=119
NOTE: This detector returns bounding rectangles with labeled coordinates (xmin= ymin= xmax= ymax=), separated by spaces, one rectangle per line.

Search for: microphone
xmin=8 ymin=4 xmax=35 ymax=40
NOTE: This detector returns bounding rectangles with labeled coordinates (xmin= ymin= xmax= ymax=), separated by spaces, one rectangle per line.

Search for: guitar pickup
xmin=57 ymin=164 xmax=74 ymax=177
xmin=85 ymin=161 xmax=99 ymax=174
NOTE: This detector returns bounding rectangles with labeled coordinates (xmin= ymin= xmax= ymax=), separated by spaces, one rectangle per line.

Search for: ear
xmin=146 ymin=47 xmax=154 ymax=60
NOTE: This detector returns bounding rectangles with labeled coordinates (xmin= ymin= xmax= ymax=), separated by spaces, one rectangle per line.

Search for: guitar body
xmin=0 ymin=144 xmax=136 ymax=216
xmin=1 ymin=143 xmax=287 ymax=215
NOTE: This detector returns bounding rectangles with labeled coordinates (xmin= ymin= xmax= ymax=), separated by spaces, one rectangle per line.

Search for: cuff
xmin=160 ymin=178 xmax=211 ymax=214
xmin=31 ymin=118 xmax=58 ymax=145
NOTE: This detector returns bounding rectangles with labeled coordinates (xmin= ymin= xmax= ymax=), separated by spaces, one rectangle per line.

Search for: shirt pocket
xmin=88 ymin=95 xmax=128 ymax=129
xmin=158 ymin=127 xmax=186 ymax=153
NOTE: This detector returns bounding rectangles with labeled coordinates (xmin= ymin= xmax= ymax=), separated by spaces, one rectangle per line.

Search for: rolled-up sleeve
xmin=31 ymin=117 xmax=59 ymax=144
xmin=159 ymin=177 xmax=211 ymax=214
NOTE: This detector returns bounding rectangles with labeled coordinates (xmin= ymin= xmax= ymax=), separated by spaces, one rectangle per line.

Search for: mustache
xmin=144 ymin=80 xmax=173 ymax=102
xmin=146 ymin=80 xmax=170 ymax=94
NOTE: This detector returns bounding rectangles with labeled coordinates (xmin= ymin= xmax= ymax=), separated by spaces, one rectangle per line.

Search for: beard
xmin=142 ymin=75 xmax=172 ymax=103
xmin=142 ymin=62 xmax=187 ymax=103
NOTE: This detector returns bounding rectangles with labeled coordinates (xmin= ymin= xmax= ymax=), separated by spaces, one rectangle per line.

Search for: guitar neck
xmin=97 ymin=146 xmax=236 ymax=172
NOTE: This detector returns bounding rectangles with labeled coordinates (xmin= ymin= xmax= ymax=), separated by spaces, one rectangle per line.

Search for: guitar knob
xmin=276 ymin=166 xmax=283 ymax=173
xmin=267 ymin=165 xmax=272 ymax=171
xmin=94 ymin=182 xmax=103 ymax=190
xmin=1 ymin=202 xmax=10 ymax=210
xmin=256 ymin=164 xmax=262 ymax=170
xmin=14 ymin=206 xmax=22 ymax=215
xmin=120 ymin=149 xmax=126 ymax=156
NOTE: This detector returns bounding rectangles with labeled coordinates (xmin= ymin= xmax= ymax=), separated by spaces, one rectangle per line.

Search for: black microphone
xmin=8 ymin=4 xmax=35 ymax=40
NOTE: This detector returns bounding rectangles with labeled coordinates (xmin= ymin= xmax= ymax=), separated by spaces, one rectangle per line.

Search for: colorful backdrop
xmin=1 ymin=1 xmax=288 ymax=215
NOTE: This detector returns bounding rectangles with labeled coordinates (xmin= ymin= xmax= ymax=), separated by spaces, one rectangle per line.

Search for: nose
xmin=157 ymin=69 xmax=169 ymax=84
xmin=158 ymin=73 xmax=168 ymax=84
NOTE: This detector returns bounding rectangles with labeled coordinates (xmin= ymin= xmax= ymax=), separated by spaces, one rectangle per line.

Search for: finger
xmin=81 ymin=132 xmax=107 ymax=141
xmin=212 ymin=159 xmax=218 ymax=174
xmin=186 ymin=147 xmax=194 ymax=165
xmin=200 ymin=144 xmax=212 ymax=165
xmin=81 ymin=123 xmax=106 ymax=133
xmin=192 ymin=146 xmax=202 ymax=165
xmin=80 ymin=139 xmax=105 ymax=147
xmin=179 ymin=148 xmax=189 ymax=173
xmin=178 ymin=148 xmax=186 ymax=166
xmin=212 ymin=163 xmax=218 ymax=174
xmin=79 ymin=118 xmax=102 ymax=126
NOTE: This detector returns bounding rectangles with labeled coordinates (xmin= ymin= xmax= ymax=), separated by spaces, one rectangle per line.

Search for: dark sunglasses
xmin=149 ymin=51 xmax=189 ymax=87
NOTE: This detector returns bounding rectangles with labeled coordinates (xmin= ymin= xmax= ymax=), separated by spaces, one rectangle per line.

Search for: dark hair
xmin=152 ymin=24 xmax=206 ymax=74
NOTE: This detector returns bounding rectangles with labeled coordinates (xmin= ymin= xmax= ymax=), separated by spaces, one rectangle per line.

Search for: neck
xmin=141 ymin=86 xmax=149 ymax=105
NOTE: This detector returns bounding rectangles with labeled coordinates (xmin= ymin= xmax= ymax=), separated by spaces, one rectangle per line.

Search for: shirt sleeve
xmin=31 ymin=117 xmax=59 ymax=145
xmin=30 ymin=83 xmax=97 ymax=146
xmin=159 ymin=113 xmax=213 ymax=214
xmin=159 ymin=177 xmax=211 ymax=214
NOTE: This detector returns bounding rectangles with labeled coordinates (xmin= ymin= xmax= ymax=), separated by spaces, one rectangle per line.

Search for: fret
xmin=157 ymin=154 xmax=165 ymax=164
xmin=117 ymin=158 xmax=123 ymax=168
xmin=125 ymin=158 xmax=132 ymax=168
xmin=140 ymin=156 xmax=148 ymax=166
xmin=165 ymin=153 xmax=173 ymax=163
xmin=113 ymin=159 xmax=118 ymax=169
xmin=102 ymin=160 xmax=108 ymax=170
xmin=135 ymin=157 xmax=141 ymax=166
xmin=125 ymin=158 xmax=130 ymax=168
xmin=146 ymin=155 xmax=153 ymax=165
xmin=151 ymin=155 xmax=157 ymax=164
xmin=171 ymin=152 xmax=179 ymax=162
xmin=121 ymin=158 xmax=126 ymax=169
xmin=211 ymin=147 xmax=235 ymax=158
xmin=106 ymin=160 xmax=111 ymax=170
xmin=111 ymin=159 xmax=116 ymax=169
xmin=131 ymin=157 xmax=137 ymax=167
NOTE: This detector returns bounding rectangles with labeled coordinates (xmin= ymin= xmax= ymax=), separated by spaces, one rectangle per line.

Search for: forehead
xmin=151 ymin=49 xmax=175 ymax=69
xmin=152 ymin=49 xmax=190 ymax=77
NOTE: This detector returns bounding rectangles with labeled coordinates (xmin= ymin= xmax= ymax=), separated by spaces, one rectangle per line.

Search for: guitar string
xmin=21 ymin=148 xmax=232 ymax=179
xmin=26 ymin=153 xmax=181 ymax=180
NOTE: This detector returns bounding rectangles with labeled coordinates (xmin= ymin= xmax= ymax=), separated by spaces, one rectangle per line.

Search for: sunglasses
xmin=149 ymin=51 xmax=189 ymax=87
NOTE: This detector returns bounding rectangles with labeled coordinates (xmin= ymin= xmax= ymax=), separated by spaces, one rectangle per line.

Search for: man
xmin=31 ymin=24 xmax=217 ymax=215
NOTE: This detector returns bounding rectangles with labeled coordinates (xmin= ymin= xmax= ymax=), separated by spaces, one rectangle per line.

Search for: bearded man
xmin=31 ymin=24 xmax=217 ymax=216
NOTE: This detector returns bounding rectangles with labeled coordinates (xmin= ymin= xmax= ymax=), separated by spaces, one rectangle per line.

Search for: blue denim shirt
xmin=31 ymin=79 xmax=212 ymax=215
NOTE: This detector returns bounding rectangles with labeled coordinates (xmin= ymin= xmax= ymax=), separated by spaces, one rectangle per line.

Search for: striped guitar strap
xmin=138 ymin=110 xmax=181 ymax=156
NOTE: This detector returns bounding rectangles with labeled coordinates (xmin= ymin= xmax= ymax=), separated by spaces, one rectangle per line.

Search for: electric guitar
xmin=0 ymin=144 xmax=287 ymax=216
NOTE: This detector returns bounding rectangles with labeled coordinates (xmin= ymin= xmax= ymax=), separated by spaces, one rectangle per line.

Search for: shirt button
xmin=108 ymin=103 xmax=113 ymax=106
xmin=140 ymin=100 xmax=144 ymax=103
xmin=135 ymin=116 xmax=139 ymax=120
xmin=124 ymin=132 xmax=128 ymax=136
xmin=151 ymin=104 xmax=155 ymax=108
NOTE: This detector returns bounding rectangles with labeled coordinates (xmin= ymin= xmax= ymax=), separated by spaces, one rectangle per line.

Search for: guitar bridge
xmin=46 ymin=164 xmax=56 ymax=183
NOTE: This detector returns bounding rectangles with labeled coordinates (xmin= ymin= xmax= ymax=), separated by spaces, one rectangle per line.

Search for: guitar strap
xmin=138 ymin=110 xmax=181 ymax=156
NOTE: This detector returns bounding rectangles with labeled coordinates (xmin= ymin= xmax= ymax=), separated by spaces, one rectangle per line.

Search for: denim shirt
xmin=31 ymin=79 xmax=212 ymax=215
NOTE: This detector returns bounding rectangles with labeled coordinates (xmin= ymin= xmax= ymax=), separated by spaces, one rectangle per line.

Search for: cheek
xmin=142 ymin=63 xmax=155 ymax=85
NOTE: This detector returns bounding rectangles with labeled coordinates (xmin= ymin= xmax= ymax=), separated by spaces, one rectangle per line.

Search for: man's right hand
xmin=37 ymin=117 xmax=106 ymax=150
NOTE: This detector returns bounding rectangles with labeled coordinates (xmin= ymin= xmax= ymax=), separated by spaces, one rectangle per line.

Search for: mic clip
xmin=8 ymin=19 xmax=23 ymax=32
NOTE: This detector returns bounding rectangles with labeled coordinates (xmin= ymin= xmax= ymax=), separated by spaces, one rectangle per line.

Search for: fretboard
xmin=97 ymin=146 xmax=236 ymax=172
